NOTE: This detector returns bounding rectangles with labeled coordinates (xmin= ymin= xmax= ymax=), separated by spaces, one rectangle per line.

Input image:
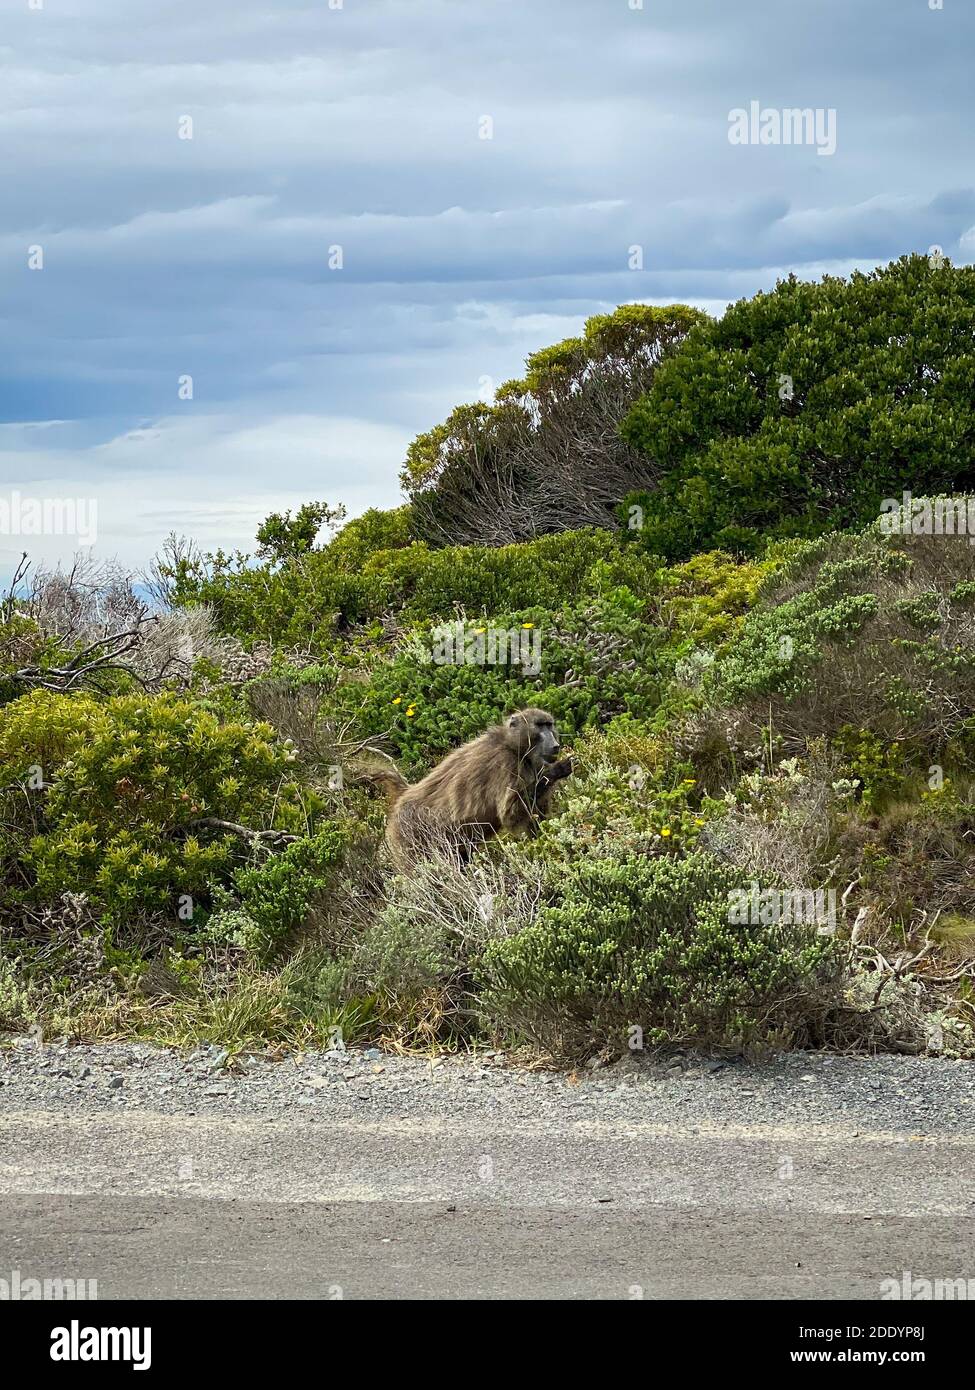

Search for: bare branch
xmin=175 ymin=818 xmax=299 ymax=850
xmin=9 ymin=613 xmax=160 ymax=692
xmin=1 ymin=553 xmax=31 ymax=624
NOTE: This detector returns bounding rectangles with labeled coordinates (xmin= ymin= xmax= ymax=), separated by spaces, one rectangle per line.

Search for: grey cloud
xmin=1 ymin=0 xmax=973 ymax=575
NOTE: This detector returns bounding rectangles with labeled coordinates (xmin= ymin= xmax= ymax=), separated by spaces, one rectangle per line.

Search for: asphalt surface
xmin=1 ymin=1042 xmax=973 ymax=1299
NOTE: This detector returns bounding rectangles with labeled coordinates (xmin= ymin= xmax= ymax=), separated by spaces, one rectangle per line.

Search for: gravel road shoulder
xmin=2 ymin=1040 xmax=974 ymax=1139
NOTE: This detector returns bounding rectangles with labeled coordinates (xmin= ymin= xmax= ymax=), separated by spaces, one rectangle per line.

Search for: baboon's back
xmin=393 ymin=728 xmax=513 ymax=833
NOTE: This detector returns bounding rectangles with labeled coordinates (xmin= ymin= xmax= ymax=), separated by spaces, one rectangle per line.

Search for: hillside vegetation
xmin=3 ymin=254 xmax=975 ymax=1061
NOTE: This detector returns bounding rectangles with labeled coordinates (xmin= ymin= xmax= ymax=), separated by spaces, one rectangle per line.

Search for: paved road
xmin=2 ymin=1190 xmax=970 ymax=1300
xmin=1 ymin=1046 xmax=973 ymax=1299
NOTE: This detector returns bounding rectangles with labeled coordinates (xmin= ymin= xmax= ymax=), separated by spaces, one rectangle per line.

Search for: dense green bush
xmin=621 ymin=256 xmax=975 ymax=559
xmin=653 ymin=549 xmax=781 ymax=645
xmin=479 ymin=851 xmax=842 ymax=1056
xmin=0 ymin=690 xmax=314 ymax=927
xmin=324 ymin=505 xmax=413 ymax=567
xmin=360 ymin=528 xmax=661 ymax=622
xmin=169 ymin=522 xmax=662 ymax=653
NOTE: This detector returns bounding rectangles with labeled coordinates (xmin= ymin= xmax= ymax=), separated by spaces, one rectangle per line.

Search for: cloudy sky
xmin=2 ymin=0 xmax=973 ymax=579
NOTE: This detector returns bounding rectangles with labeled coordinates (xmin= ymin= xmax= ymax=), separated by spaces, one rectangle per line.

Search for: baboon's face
xmin=509 ymin=709 xmax=560 ymax=764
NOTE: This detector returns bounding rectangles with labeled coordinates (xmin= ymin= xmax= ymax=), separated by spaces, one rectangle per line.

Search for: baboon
xmin=373 ymin=708 xmax=572 ymax=868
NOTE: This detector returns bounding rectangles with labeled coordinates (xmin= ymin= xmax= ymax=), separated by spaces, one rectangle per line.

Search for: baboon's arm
xmin=529 ymin=757 xmax=572 ymax=821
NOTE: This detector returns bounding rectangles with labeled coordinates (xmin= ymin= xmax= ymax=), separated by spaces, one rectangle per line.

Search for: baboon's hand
xmin=539 ymin=756 xmax=573 ymax=789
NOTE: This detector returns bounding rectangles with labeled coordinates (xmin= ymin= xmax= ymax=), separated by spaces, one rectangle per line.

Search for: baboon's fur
xmin=374 ymin=708 xmax=571 ymax=868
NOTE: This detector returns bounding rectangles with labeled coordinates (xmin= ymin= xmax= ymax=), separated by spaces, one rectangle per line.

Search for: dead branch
xmin=176 ymin=818 xmax=299 ymax=849
xmin=1 ymin=553 xmax=31 ymax=624
xmin=9 ymin=613 xmax=159 ymax=692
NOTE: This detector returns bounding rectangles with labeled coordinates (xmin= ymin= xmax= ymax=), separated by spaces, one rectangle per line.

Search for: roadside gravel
xmin=2 ymin=1039 xmax=973 ymax=1138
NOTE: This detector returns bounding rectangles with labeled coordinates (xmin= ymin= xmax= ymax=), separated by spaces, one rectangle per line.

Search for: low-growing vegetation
xmin=3 ymin=254 xmax=975 ymax=1063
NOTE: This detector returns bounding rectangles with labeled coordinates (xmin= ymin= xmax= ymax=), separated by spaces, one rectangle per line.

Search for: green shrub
xmin=833 ymin=727 xmax=908 ymax=810
xmin=404 ymin=303 xmax=705 ymax=546
xmin=524 ymin=726 xmax=715 ymax=863
xmin=621 ymin=255 xmax=975 ymax=559
xmin=255 ymin=502 xmax=345 ymax=563
xmin=0 ymin=690 xmax=313 ymax=928
xmin=479 ymin=851 xmax=841 ymax=1057
xmin=208 ymin=822 xmax=358 ymax=959
xmin=168 ymin=518 xmax=662 ymax=652
xmin=324 ymin=505 xmax=413 ymax=567
xmin=355 ymin=896 xmax=461 ymax=1002
xmin=339 ymin=848 xmax=540 ymax=1044
xmin=654 ymin=549 xmax=781 ymax=645
xmin=361 ymin=528 xmax=661 ymax=622
xmin=705 ymin=519 xmax=975 ymax=751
